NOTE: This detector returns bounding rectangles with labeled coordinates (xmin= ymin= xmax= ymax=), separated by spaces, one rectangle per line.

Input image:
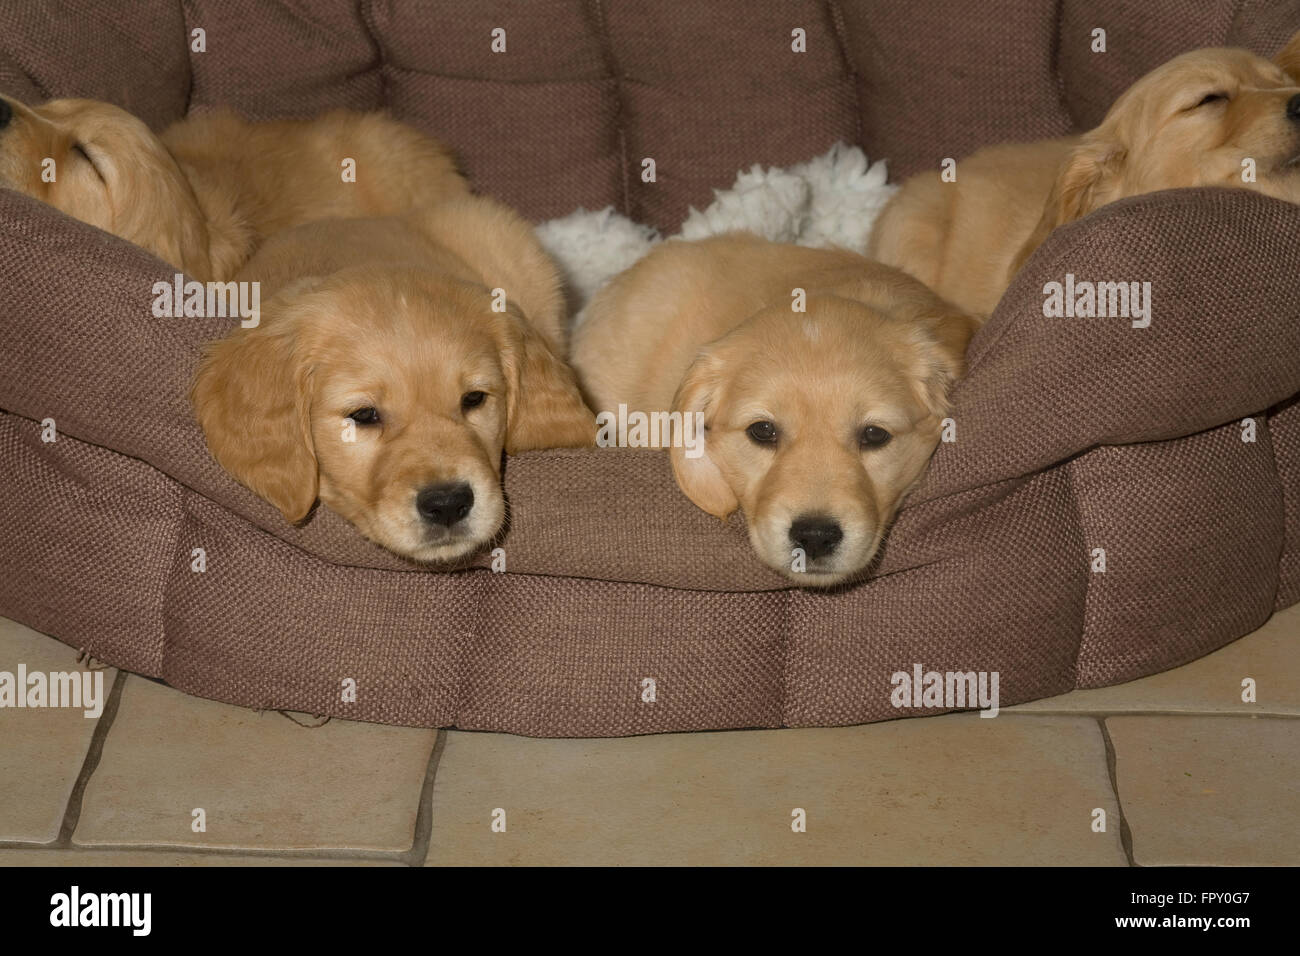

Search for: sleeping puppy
xmin=572 ymin=233 xmax=978 ymax=587
xmin=191 ymin=196 xmax=594 ymax=563
xmin=0 ymin=97 xmax=467 ymax=280
xmin=868 ymin=31 xmax=1300 ymax=316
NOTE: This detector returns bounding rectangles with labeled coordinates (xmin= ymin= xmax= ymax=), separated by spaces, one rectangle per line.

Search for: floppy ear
xmin=135 ymin=158 xmax=211 ymax=279
xmin=96 ymin=137 xmax=214 ymax=280
xmin=190 ymin=312 xmax=319 ymax=522
xmin=497 ymin=310 xmax=595 ymax=453
xmin=887 ymin=286 xmax=980 ymax=416
xmin=1053 ymin=136 xmax=1126 ymax=225
xmin=151 ymin=207 xmax=212 ymax=281
xmin=1009 ymin=136 xmax=1125 ymax=276
xmin=669 ymin=350 xmax=739 ymax=519
xmin=914 ymin=307 xmax=979 ymax=416
xmin=1275 ymin=29 xmax=1300 ymax=81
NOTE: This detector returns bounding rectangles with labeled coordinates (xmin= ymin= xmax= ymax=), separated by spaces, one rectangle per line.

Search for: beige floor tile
xmin=0 ymin=618 xmax=115 ymax=842
xmin=1009 ymin=603 xmax=1300 ymax=716
xmin=1108 ymin=715 xmax=1300 ymax=866
xmin=426 ymin=714 xmax=1126 ymax=866
xmin=0 ymin=848 xmax=402 ymax=866
xmin=73 ymin=676 xmax=435 ymax=852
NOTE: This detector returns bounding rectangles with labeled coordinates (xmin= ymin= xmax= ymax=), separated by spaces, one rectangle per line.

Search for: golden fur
xmin=868 ymin=33 xmax=1300 ymax=316
xmin=572 ymin=233 xmax=978 ymax=587
xmin=191 ymin=195 xmax=594 ymax=563
xmin=0 ymin=97 xmax=467 ymax=280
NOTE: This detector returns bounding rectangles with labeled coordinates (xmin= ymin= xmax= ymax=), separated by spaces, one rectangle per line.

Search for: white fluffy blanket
xmin=534 ymin=143 xmax=898 ymax=318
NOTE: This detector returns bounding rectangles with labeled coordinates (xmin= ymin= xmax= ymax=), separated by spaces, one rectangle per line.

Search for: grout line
xmin=400 ymin=730 xmax=449 ymax=867
xmin=17 ymin=668 xmax=415 ymax=864
xmin=55 ymin=668 xmax=128 ymax=846
xmin=1096 ymin=717 xmax=1137 ymax=867
xmin=0 ymin=840 xmax=406 ymax=863
xmin=11 ymin=704 xmax=1282 ymax=865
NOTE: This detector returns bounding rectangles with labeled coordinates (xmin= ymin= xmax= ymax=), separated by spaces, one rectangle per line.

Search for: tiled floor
xmin=1 ymin=606 xmax=1296 ymax=866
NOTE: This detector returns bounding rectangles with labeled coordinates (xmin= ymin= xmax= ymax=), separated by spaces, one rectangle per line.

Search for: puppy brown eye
xmin=860 ymin=425 xmax=892 ymax=448
xmin=460 ymin=390 xmax=487 ymax=411
xmin=746 ymin=421 xmax=778 ymax=445
xmin=1194 ymin=92 xmax=1228 ymax=108
xmin=348 ymin=406 xmax=380 ymax=425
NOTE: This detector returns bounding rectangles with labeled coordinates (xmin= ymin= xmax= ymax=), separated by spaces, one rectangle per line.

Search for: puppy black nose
xmin=789 ymin=515 xmax=844 ymax=560
xmin=0 ymin=99 xmax=11 ymax=130
xmin=1288 ymin=93 xmax=1300 ymax=120
xmin=416 ymin=483 xmax=474 ymax=527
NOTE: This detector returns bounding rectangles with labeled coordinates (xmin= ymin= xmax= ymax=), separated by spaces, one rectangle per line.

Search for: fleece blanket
xmin=536 ymin=143 xmax=896 ymax=310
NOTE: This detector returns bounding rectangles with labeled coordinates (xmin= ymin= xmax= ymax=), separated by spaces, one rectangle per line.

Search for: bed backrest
xmin=1 ymin=0 xmax=1296 ymax=230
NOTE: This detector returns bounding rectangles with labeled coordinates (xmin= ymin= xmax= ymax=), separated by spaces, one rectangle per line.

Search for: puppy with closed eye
xmin=0 ymin=97 xmax=467 ymax=280
xmin=572 ymin=233 xmax=978 ymax=587
xmin=868 ymin=31 xmax=1300 ymax=316
xmin=191 ymin=195 xmax=594 ymax=563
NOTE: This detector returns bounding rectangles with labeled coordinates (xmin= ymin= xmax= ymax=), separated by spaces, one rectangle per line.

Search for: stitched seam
xmin=588 ymin=0 xmax=631 ymax=217
xmin=825 ymin=0 xmax=862 ymax=146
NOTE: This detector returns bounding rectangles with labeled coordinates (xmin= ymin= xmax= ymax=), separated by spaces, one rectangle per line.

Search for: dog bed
xmin=1 ymin=0 xmax=1298 ymax=736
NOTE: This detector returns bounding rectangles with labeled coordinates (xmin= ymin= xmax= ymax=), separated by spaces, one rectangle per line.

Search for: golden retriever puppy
xmin=0 ymin=97 xmax=467 ymax=280
xmin=868 ymin=32 xmax=1300 ymax=316
xmin=572 ymin=233 xmax=978 ymax=587
xmin=191 ymin=195 xmax=594 ymax=563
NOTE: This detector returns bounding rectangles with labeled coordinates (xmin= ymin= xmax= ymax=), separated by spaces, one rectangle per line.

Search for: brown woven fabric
xmin=7 ymin=0 xmax=1296 ymax=225
xmin=183 ymin=0 xmax=384 ymax=118
xmin=0 ymin=0 xmax=189 ymax=128
xmin=1271 ymin=394 xmax=1300 ymax=609
xmin=1 ymin=1 xmax=1298 ymax=735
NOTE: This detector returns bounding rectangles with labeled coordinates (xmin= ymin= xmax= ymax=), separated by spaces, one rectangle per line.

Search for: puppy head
xmin=191 ymin=269 xmax=593 ymax=563
xmin=1014 ymin=36 xmax=1300 ymax=269
xmin=0 ymin=96 xmax=210 ymax=275
xmin=670 ymin=295 xmax=974 ymax=587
